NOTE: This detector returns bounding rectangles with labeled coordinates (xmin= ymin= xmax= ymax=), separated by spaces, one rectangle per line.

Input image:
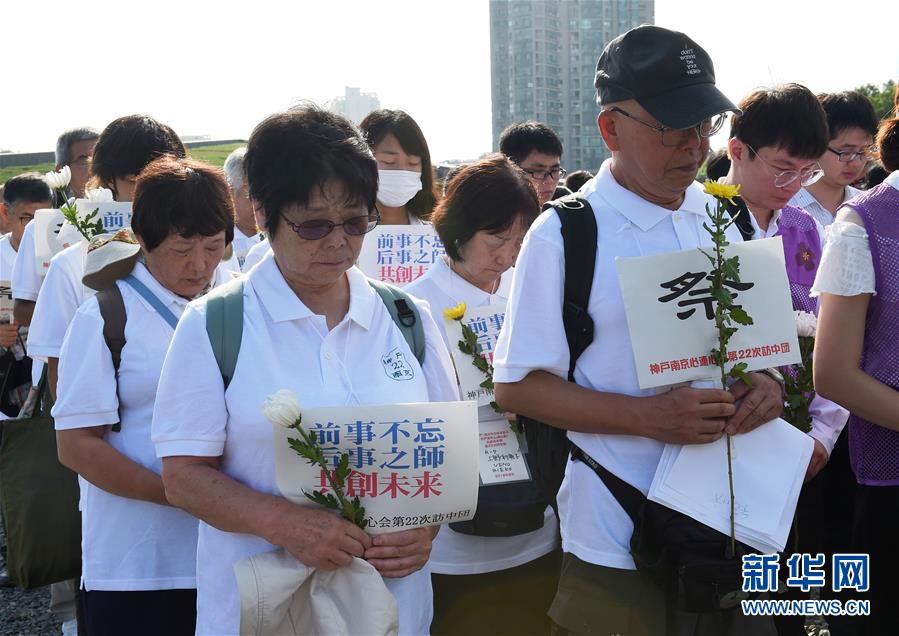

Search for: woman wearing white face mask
xmin=360 ymin=109 xmax=437 ymax=225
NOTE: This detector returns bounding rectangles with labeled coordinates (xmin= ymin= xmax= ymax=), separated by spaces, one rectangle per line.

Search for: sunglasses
xmin=281 ymin=211 xmax=380 ymax=241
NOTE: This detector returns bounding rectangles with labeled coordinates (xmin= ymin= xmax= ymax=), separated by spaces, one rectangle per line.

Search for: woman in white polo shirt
xmin=405 ymin=154 xmax=560 ymax=635
xmin=52 ymin=157 xmax=236 ymax=635
xmin=28 ymin=115 xmax=188 ymax=400
xmin=151 ymin=105 xmax=459 ymax=636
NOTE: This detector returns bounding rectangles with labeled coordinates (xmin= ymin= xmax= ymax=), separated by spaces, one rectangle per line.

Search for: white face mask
xmin=377 ymin=169 xmax=422 ymax=208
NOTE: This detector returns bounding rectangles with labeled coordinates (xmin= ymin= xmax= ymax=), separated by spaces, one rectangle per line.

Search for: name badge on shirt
xmin=382 ymin=347 xmax=415 ymax=381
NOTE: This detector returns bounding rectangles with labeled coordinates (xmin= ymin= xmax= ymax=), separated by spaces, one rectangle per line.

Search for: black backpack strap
xmin=546 ymin=194 xmax=597 ymax=380
xmin=96 ymin=284 xmax=126 ymax=432
xmin=570 ymin=444 xmax=645 ymax=522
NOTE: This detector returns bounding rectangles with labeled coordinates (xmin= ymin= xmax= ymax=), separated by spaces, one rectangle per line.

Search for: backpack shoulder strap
xmin=96 ymin=283 xmax=126 ymax=432
xmin=545 ymin=194 xmax=598 ymax=381
xmin=368 ymin=279 xmax=426 ymax=366
xmin=205 ymin=278 xmax=245 ymax=389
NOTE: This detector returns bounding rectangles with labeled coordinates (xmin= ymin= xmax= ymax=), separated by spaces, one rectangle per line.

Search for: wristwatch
xmin=756 ymin=367 xmax=786 ymax=398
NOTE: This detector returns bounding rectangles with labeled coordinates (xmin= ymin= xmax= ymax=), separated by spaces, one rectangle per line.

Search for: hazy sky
xmin=2 ymin=0 xmax=897 ymax=162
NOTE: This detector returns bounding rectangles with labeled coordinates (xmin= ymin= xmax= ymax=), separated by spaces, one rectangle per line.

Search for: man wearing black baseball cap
xmin=494 ymin=25 xmax=781 ymax=635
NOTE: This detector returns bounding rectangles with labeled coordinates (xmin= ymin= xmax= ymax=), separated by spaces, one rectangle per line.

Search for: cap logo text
xmin=680 ymin=47 xmax=701 ymax=76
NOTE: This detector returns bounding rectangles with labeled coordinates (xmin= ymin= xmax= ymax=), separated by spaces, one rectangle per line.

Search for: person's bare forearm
xmin=162 ymin=458 xmax=287 ymax=540
xmin=48 ymin=357 xmax=58 ymax=401
xmin=495 ymin=370 xmax=644 ymax=435
xmin=13 ymin=299 xmax=34 ymax=326
xmin=57 ymin=430 xmax=168 ymax=506
xmin=816 ymin=366 xmax=899 ymax=432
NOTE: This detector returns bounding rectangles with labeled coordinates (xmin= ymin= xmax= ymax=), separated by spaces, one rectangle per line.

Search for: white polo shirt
xmin=406 ymin=258 xmax=559 ymax=575
xmin=29 ymin=242 xmax=239 ymax=362
xmin=52 ymin=262 xmax=201 ymax=591
xmin=789 ymin=185 xmax=862 ymax=228
xmin=493 ymin=160 xmax=744 ymax=570
xmin=10 ymin=221 xmax=42 ymax=302
xmin=241 ymin=236 xmax=270 ymax=272
xmin=231 ymin=226 xmax=264 ymax=268
xmin=0 ymin=233 xmax=15 ymax=280
xmin=151 ymin=252 xmax=459 ymax=636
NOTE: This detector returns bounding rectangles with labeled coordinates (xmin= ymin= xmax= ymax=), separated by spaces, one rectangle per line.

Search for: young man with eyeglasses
xmin=723 ymin=85 xmax=851 ymax=636
xmin=495 ymin=25 xmax=784 ymax=635
xmin=789 ymin=91 xmax=880 ymax=226
xmin=499 ymin=121 xmax=568 ymax=205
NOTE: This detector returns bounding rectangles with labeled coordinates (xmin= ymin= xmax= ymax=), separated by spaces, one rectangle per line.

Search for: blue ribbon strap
xmin=123 ymin=274 xmax=179 ymax=329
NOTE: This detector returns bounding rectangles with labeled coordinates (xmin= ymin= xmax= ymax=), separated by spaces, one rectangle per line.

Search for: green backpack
xmin=204 ymin=278 xmax=426 ymax=388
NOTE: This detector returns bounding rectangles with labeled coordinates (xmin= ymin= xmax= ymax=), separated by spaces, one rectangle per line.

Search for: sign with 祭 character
xmin=358 ymin=225 xmax=446 ymax=286
xmin=273 ymin=400 xmax=479 ymax=534
xmin=616 ymin=236 xmax=800 ymax=389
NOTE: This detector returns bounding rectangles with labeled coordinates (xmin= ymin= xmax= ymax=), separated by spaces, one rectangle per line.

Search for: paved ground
xmin=0 ymin=524 xmax=60 ymax=636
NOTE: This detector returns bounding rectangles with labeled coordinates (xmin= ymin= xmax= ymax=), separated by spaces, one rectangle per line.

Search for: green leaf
xmin=336 ymin=453 xmax=351 ymax=482
xmin=472 ymin=356 xmax=489 ymax=373
xmin=479 ymin=377 xmax=494 ymax=389
xmin=729 ymin=306 xmax=754 ymax=326
xmin=713 ymin=287 xmax=733 ymax=308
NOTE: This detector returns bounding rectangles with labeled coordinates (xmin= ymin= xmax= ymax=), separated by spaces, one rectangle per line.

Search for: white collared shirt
xmin=231 ymin=226 xmax=264 ymax=268
xmin=28 ymin=243 xmax=237 ymax=362
xmin=406 ymin=258 xmax=560 ymax=575
xmin=241 ymin=236 xmax=270 ymax=273
xmin=789 ymin=185 xmax=862 ymax=228
xmin=151 ymin=252 xmax=459 ymax=636
xmin=51 ymin=262 xmax=201 ymax=591
xmin=493 ymin=159 xmax=745 ymax=569
xmin=10 ymin=221 xmax=41 ymax=302
xmin=0 ymin=232 xmax=15 ymax=280
xmin=746 ymin=206 xmax=827 ymax=247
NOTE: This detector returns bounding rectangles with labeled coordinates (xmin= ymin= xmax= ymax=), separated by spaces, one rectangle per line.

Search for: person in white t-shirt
xmin=493 ymin=26 xmax=784 ymax=635
xmin=1 ymin=174 xmax=53 ymax=416
xmin=222 ymin=147 xmax=263 ymax=267
xmin=28 ymin=114 xmax=187 ymax=399
xmin=53 ymin=157 xmax=236 ymax=636
xmin=360 ymin=109 xmax=436 ymax=225
xmin=405 ymin=154 xmax=560 ymax=635
xmin=789 ymin=91 xmax=880 ymax=227
xmin=152 ymin=105 xmax=459 ymax=636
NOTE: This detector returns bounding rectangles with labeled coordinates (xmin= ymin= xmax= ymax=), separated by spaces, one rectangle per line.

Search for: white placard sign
xmin=1 ymin=280 xmax=13 ymax=321
xmin=444 ymin=303 xmax=506 ymax=407
xmin=33 ymin=208 xmax=68 ymax=273
xmin=358 ymin=225 xmax=445 ymax=286
xmin=477 ymin=420 xmax=530 ymax=485
xmin=33 ymin=202 xmax=133 ymax=274
xmin=274 ymin=401 xmax=479 ymax=534
xmin=616 ymin=237 xmax=800 ymax=389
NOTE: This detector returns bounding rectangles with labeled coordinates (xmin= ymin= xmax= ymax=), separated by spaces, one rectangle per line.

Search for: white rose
xmin=44 ymin=166 xmax=71 ymax=190
xmin=262 ymin=389 xmax=301 ymax=428
xmin=795 ymin=311 xmax=817 ymax=338
xmin=85 ymin=187 xmax=114 ymax=203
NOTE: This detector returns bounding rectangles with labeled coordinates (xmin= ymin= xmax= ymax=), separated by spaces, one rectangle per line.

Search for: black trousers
xmin=431 ymin=548 xmax=562 ymax=636
xmin=79 ymin=587 xmax=196 ymax=636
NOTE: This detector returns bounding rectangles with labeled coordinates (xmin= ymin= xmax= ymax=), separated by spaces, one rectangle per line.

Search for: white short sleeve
xmin=52 ymin=298 xmax=119 ymax=429
xmin=810 ymin=206 xmax=875 ymax=297
xmin=151 ymin=302 xmax=229 ymax=458
xmin=11 ymin=222 xmax=42 ymax=301
xmin=414 ymin=299 xmax=462 ymax=403
xmin=493 ymin=219 xmax=568 ymax=383
xmin=27 ymin=246 xmax=84 ymax=361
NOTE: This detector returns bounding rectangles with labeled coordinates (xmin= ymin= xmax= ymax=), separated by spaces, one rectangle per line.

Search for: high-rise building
xmin=490 ymin=0 xmax=654 ymax=173
xmin=326 ymin=87 xmax=381 ymax=124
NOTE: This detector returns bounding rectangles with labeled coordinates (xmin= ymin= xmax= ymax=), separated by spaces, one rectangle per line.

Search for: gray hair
xmin=223 ymin=147 xmax=248 ymax=194
xmin=55 ymin=127 xmax=100 ymax=166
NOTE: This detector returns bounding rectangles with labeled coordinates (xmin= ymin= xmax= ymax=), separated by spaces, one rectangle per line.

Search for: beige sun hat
xmin=81 ymin=229 xmax=141 ymax=291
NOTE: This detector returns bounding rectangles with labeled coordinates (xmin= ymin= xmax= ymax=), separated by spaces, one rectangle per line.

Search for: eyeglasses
xmin=826 ymin=145 xmax=878 ymax=163
xmin=606 ymin=106 xmax=727 ymax=147
xmin=745 ymin=144 xmax=824 ymax=188
xmin=280 ymin=211 xmax=380 ymax=240
xmin=521 ymin=167 xmax=567 ymax=181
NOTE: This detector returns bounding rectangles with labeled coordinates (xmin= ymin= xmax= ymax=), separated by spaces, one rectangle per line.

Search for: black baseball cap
xmin=595 ymin=25 xmax=739 ymax=130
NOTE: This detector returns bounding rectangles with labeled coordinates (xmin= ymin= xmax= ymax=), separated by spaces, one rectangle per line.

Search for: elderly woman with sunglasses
xmin=151 ymin=105 xmax=459 ymax=636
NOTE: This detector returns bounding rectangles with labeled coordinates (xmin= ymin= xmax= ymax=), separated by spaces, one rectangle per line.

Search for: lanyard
xmin=123 ymin=274 xmax=179 ymax=329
